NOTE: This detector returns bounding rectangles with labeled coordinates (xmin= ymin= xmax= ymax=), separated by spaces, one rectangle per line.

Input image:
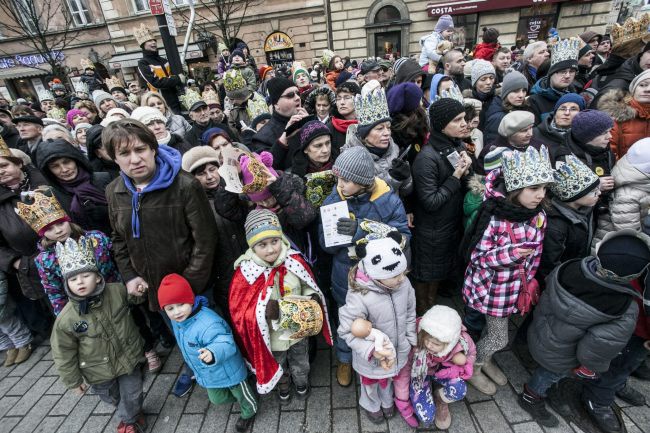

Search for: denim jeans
xmin=528 ymin=366 xmax=568 ymax=397
xmin=583 ymin=335 xmax=648 ymax=406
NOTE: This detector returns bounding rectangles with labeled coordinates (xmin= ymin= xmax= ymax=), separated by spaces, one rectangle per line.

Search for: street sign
xmin=426 ymin=0 xmax=587 ymax=17
xmin=149 ymin=0 xmax=164 ymax=15
xmin=166 ymin=13 xmax=178 ymax=37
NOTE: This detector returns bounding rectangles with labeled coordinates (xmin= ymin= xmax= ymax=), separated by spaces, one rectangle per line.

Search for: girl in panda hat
xmin=410 ymin=305 xmax=476 ymax=429
xmin=337 ymin=232 xmax=417 ymax=426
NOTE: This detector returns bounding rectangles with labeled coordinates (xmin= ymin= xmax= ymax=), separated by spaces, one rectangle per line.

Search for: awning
xmin=109 ymin=44 xmax=204 ymax=69
xmin=0 ymin=66 xmax=48 ymax=80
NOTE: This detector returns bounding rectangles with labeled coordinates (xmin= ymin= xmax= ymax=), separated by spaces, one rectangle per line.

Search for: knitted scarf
xmin=331 ymin=117 xmax=358 ymax=133
xmin=59 ymin=167 xmax=107 ymax=224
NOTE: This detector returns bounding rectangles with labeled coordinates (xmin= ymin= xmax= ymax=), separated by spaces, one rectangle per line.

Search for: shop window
xmin=15 ymin=0 xmax=38 ymax=34
xmin=365 ymin=0 xmax=411 ymax=58
xmin=67 ymin=0 xmax=92 ymax=26
xmin=453 ymin=14 xmax=477 ymax=52
xmin=516 ymin=4 xmax=559 ymax=46
xmin=375 ymin=6 xmax=401 ymax=23
xmin=133 ymin=0 xmax=150 ymax=12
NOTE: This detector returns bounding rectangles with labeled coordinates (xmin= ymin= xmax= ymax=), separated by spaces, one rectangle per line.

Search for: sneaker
xmin=482 ymin=357 xmax=507 ymax=386
xmin=277 ymin=381 xmax=291 ymax=402
xmin=616 ymin=384 xmax=646 ymax=406
xmin=336 ymin=362 xmax=352 ymax=387
xmin=381 ymin=405 xmax=395 ymax=419
xmin=172 ymin=374 xmax=193 ymax=397
xmin=295 ymin=384 xmax=310 ymax=399
xmin=364 ymin=408 xmax=384 ymax=424
xmin=3 ymin=348 xmax=18 ymax=367
xmin=13 ymin=344 xmax=32 ymax=365
xmin=584 ymin=400 xmax=622 ymax=432
xmin=518 ymin=389 xmax=559 ymax=428
xmin=144 ymin=350 xmax=162 ymax=373
xmin=235 ymin=415 xmax=254 ymax=432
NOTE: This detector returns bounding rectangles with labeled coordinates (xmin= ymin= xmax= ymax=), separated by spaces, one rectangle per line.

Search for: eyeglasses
xmin=557 ymin=107 xmax=580 ymax=113
xmin=336 ymin=95 xmax=354 ymax=102
xmin=280 ymin=91 xmax=299 ymax=99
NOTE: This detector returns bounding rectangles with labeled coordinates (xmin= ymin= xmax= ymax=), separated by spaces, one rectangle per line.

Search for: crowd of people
xmin=0 ymin=11 xmax=649 ymax=433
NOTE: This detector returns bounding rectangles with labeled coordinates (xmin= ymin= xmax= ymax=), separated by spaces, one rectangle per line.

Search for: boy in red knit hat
xmin=158 ymin=273 xmax=257 ymax=433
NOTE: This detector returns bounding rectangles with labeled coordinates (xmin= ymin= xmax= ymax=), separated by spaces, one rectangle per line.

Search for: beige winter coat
xmin=592 ymin=156 xmax=650 ymax=251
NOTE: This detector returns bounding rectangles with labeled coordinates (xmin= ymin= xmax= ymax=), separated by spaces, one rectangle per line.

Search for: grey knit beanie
xmin=471 ymin=60 xmax=496 ymax=87
xmin=500 ymin=71 xmax=529 ymax=100
xmin=333 ymin=146 xmax=375 ymax=186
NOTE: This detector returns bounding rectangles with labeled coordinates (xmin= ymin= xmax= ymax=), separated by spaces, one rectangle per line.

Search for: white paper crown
xmin=73 ymin=81 xmax=89 ymax=94
xmin=38 ymin=90 xmax=54 ymax=102
xmin=354 ymin=80 xmax=390 ymax=128
xmin=55 ymin=236 xmax=98 ymax=278
xmin=133 ymin=23 xmax=155 ymax=46
xmin=502 ymin=145 xmax=554 ymax=192
xmin=551 ymin=38 xmax=581 ymax=67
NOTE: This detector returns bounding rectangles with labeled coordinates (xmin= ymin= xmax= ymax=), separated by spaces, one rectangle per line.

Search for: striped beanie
xmin=245 ymin=209 xmax=283 ymax=247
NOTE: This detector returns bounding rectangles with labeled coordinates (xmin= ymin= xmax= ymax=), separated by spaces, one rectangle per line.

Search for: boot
xmin=425 ymin=281 xmax=440 ymax=308
xmin=336 ymin=362 xmax=352 ymax=387
xmin=482 ymin=357 xmax=508 ymax=386
xmin=434 ymin=390 xmax=451 ymax=430
xmin=364 ymin=408 xmax=384 ymax=424
xmin=468 ymin=363 xmax=497 ymax=395
xmin=518 ymin=385 xmax=559 ymax=428
xmin=631 ymin=359 xmax=650 ymax=381
xmin=394 ymin=398 xmax=419 ymax=427
xmin=584 ymin=399 xmax=622 ymax=432
xmin=235 ymin=415 xmax=255 ymax=432
xmin=3 ymin=348 xmax=18 ymax=367
xmin=14 ymin=344 xmax=32 ymax=365
xmin=547 ymin=382 xmax=572 ymax=417
xmin=615 ymin=383 xmax=646 ymax=406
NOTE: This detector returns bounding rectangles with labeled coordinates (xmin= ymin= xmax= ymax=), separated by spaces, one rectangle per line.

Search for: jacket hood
xmin=483 ymin=168 xmax=506 ymax=200
xmin=550 ymin=198 xmax=591 ymax=227
xmin=597 ymin=89 xmax=637 ymax=122
xmin=35 ymin=139 xmax=92 ymax=180
xmin=612 ymin=156 xmax=650 ymax=191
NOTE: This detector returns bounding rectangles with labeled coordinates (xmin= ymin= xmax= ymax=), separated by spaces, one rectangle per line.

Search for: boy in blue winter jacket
xmin=158 ymin=273 xmax=257 ymax=432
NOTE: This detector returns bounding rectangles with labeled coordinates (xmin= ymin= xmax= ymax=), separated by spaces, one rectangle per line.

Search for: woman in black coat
xmin=411 ymin=98 xmax=472 ymax=315
xmin=35 ymin=138 xmax=112 ymax=235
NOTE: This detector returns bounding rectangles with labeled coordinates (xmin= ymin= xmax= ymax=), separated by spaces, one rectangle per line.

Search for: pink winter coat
xmin=462 ymin=169 xmax=546 ymax=317
xmin=422 ymin=329 xmax=477 ymax=381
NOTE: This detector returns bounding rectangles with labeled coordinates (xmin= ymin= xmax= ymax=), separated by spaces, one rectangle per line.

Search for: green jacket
xmin=51 ymin=282 xmax=144 ymax=388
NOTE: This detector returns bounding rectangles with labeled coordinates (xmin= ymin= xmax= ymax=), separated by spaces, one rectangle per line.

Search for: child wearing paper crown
xmin=50 ymin=236 xmax=146 ymax=432
xmin=17 ymin=187 xmax=164 ymax=374
xmin=337 ymin=232 xmax=417 ymax=426
xmin=158 ymin=273 xmax=257 ymax=433
xmin=409 ymin=305 xmax=476 ymax=429
xmin=228 ymin=209 xmax=332 ymax=400
xmin=462 ymin=145 xmax=552 ymax=396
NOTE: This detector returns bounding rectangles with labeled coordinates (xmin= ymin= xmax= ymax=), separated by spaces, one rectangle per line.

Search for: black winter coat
xmin=411 ymin=131 xmax=467 ymax=281
xmin=137 ymin=50 xmax=182 ymax=114
xmin=251 ymin=110 xmax=290 ymax=154
xmin=167 ymin=133 xmax=192 ymax=155
xmin=558 ymin=133 xmax=614 ymax=177
xmin=1 ymin=125 xmax=20 ymax=149
xmin=184 ymin=120 xmax=233 ymax=148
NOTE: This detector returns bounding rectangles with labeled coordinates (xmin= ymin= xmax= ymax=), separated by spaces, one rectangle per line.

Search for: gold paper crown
xmin=277 ymin=298 xmax=323 ymax=340
xmin=246 ymin=92 xmax=270 ymax=121
xmin=0 ymin=135 xmax=11 ymax=158
xmin=15 ymin=187 xmax=68 ymax=234
xmin=80 ymin=58 xmax=95 ymax=70
xmin=202 ymin=89 xmax=220 ymax=106
xmin=133 ymin=23 xmax=155 ymax=46
xmin=105 ymin=75 xmax=125 ymax=91
xmin=55 ymin=236 xmax=97 ymax=278
xmin=223 ymin=69 xmax=247 ymax=92
xmin=179 ymin=88 xmax=203 ymax=111
xmin=47 ymin=107 xmax=66 ymax=121
xmin=611 ymin=13 xmax=650 ymax=48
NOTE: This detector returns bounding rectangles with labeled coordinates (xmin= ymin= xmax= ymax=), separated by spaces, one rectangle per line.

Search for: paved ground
xmin=1 ymin=294 xmax=649 ymax=433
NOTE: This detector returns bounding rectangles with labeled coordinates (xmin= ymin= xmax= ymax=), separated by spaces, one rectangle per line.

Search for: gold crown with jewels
xmin=105 ymin=76 xmax=125 ymax=91
xmin=15 ymin=187 xmax=68 ymax=234
xmin=611 ymin=13 xmax=650 ymax=48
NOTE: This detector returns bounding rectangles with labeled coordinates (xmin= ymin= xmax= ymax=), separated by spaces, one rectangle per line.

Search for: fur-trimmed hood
xmin=467 ymin=173 xmax=486 ymax=196
xmin=597 ymin=89 xmax=637 ymax=123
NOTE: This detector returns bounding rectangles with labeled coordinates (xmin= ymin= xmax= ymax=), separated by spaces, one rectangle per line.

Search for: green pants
xmin=207 ymin=380 xmax=257 ymax=419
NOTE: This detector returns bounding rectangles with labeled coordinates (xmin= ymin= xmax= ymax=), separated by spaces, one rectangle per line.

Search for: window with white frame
xmin=67 ymin=0 xmax=92 ymax=26
xmin=134 ymin=0 xmax=150 ymax=12
xmin=16 ymin=0 xmax=38 ymax=34
xmin=173 ymin=0 xmax=188 ymax=5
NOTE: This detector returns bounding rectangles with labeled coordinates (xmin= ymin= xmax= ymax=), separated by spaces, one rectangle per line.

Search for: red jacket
xmin=473 ymin=42 xmax=500 ymax=62
xmin=633 ymin=279 xmax=650 ymax=340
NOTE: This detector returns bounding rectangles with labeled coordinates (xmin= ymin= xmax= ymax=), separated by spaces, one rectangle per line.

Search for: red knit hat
xmin=157 ymin=274 xmax=195 ymax=308
xmin=259 ymin=65 xmax=273 ymax=81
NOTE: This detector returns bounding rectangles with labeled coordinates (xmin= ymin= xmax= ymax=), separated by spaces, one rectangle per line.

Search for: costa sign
xmin=426 ymin=0 xmax=577 ymax=17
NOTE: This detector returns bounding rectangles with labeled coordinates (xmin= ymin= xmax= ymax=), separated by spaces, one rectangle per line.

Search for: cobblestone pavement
xmin=1 ymin=295 xmax=648 ymax=433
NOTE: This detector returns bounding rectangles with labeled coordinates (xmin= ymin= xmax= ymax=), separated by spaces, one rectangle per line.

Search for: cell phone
xmin=519 ymin=242 xmax=540 ymax=250
xmin=446 ymin=150 xmax=461 ymax=168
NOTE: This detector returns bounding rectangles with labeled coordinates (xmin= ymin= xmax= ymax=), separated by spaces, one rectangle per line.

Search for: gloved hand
xmin=389 ymin=159 xmax=411 ymax=182
xmin=573 ymin=365 xmax=598 ymax=380
xmin=435 ymin=363 xmax=473 ymax=381
xmin=178 ymin=73 xmax=187 ymax=85
xmin=265 ymin=299 xmax=279 ymax=320
xmin=336 ymin=217 xmax=358 ymax=236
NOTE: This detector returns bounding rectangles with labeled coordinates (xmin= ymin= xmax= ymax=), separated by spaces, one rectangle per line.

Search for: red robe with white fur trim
xmin=228 ymin=252 xmax=332 ymax=394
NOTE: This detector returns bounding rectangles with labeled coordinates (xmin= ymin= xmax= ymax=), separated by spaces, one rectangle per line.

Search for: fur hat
xmin=332 ymin=146 xmax=375 ymax=186
xmin=434 ymin=14 xmax=454 ymax=33
xmin=356 ymin=232 xmax=407 ymax=280
xmin=550 ymin=155 xmax=600 ymax=202
xmin=419 ymin=305 xmax=462 ymax=358
xmin=498 ymin=111 xmax=535 ymax=138
xmin=158 ymin=273 xmax=195 ymax=308
xmin=182 ymin=145 xmax=220 ymax=173
xmin=244 ymin=209 xmax=283 ymax=247
xmin=387 ymin=82 xmax=423 ymax=116
xmin=241 ymin=151 xmax=278 ymax=202
xmin=626 ymin=138 xmax=650 ymax=173
xmin=428 ymin=98 xmax=465 ymax=132
xmin=571 ymin=109 xmax=614 ymax=144
xmin=471 ymin=60 xmax=496 ymax=87
xmin=502 ymin=145 xmax=554 ymax=192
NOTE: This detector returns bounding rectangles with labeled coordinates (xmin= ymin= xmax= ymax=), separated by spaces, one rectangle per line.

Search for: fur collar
xmin=597 ymin=89 xmax=637 ymax=123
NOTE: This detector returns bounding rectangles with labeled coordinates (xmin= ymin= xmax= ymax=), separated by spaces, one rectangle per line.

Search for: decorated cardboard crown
xmin=276 ymin=297 xmax=323 ymax=340
xmin=73 ymin=81 xmax=89 ymax=94
xmin=47 ymin=107 xmax=66 ymax=121
xmin=105 ymin=76 xmax=125 ymax=91
xmin=0 ymin=135 xmax=12 ymax=158
xmin=291 ymin=61 xmax=308 ymax=81
xmin=246 ymin=92 xmax=270 ymax=121
xmin=55 ymin=236 xmax=97 ymax=279
xmin=354 ymin=82 xmax=391 ymax=128
xmin=550 ymin=155 xmax=600 ymax=201
xmin=133 ymin=23 xmax=155 ymax=46
xmin=502 ymin=145 xmax=554 ymax=192
xmin=38 ymin=90 xmax=54 ymax=102
xmin=179 ymin=88 xmax=203 ymax=111
xmin=15 ymin=187 xmax=68 ymax=234
xmin=611 ymin=13 xmax=650 ymax=48
xmin=322 ymin=49 xmax=335 ymax=67
xmin=80 ymin=58 xmax=95 ymax=70
xmin=550 ymin=38 xmax=581 ymax=67
xmin=223 ymin=69 xmax=247 ymax=92
xmin=202 ymin=89 xmax=220 ymax=106
xmin=305 ymin=170 xmax=336 ymax=208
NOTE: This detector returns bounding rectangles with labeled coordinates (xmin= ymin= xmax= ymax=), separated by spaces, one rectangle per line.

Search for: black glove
xmin=389 ymin=159 xmax=411 ymax=182
xmin=265 ymin=299 xmax=279 ymax=320
xmin=336 ymin=217 xmax=358 ymax=236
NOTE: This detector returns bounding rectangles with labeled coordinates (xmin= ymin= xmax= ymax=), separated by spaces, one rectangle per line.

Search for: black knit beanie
xmin=597 ymin=233 xmax=650 ymax=279
xmin=267 ymin=77 xmax=295 ymax=105
xmin=429 ymin=98 xmax=465 ymax=132
xmin=482 ymin=27 xmax=500 ymax=44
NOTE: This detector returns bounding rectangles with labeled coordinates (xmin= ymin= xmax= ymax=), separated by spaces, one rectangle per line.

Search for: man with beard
xmin=134 ymin=23 xmax=185 ymax=114
xmin=442 ymin=50 xmax=472 ymax=91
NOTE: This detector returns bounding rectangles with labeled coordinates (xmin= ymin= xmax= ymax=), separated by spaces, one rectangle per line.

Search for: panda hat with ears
xmin=355 ymin=231 xmax=407 ymax=280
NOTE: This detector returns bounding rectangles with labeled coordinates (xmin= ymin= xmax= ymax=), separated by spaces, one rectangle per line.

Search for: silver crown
xmin=354 ymin=80 xmax=390 ymax=128
xmin=550 ymin=155 xmax=599 ymax=201
xmin=73 ymin=81 xmax=89 ymax=94
xmin=502 ymin=145 xmax=554 ymax=192
xmin=550 ymin=38 xmax=581 ymax=68
xmin=55 ymin=236 xmax=97 ymax=279
xmin=38 ymin=90 xmax=54 ymax=102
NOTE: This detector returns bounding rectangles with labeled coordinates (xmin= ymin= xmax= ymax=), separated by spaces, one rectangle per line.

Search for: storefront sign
xmin=0 ymin=51 xmax=64 ymax=69
xmin=526 ymin=17 xmax=543 ymax=40
xmin=264 ymin=32 xmax=294 ymax=52
xmin=426 ymin=0 xmax=579 ymax=17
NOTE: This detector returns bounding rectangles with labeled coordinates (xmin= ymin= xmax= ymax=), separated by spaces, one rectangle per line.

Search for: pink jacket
xmin=425 ymin=330 xmax=477 ymax=381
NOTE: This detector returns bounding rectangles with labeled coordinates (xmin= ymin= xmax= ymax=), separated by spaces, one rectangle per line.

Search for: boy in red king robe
xmin=229 ymin=209 xmax=332 ymax=401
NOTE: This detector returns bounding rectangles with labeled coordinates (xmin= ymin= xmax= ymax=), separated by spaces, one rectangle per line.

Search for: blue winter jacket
xmin=319 ymin=178 xmax=410 ymax=306
xmin=170 ymin=296 xmax=248 ymax=389
xmin=528 ymin=77 xmax=577 ymax=124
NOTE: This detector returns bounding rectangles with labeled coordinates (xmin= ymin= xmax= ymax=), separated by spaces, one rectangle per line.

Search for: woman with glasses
xmin=533 ymin=93 xmax=585 ymax=154
xmin=327 ymin=82 xmax=361 ymax=154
